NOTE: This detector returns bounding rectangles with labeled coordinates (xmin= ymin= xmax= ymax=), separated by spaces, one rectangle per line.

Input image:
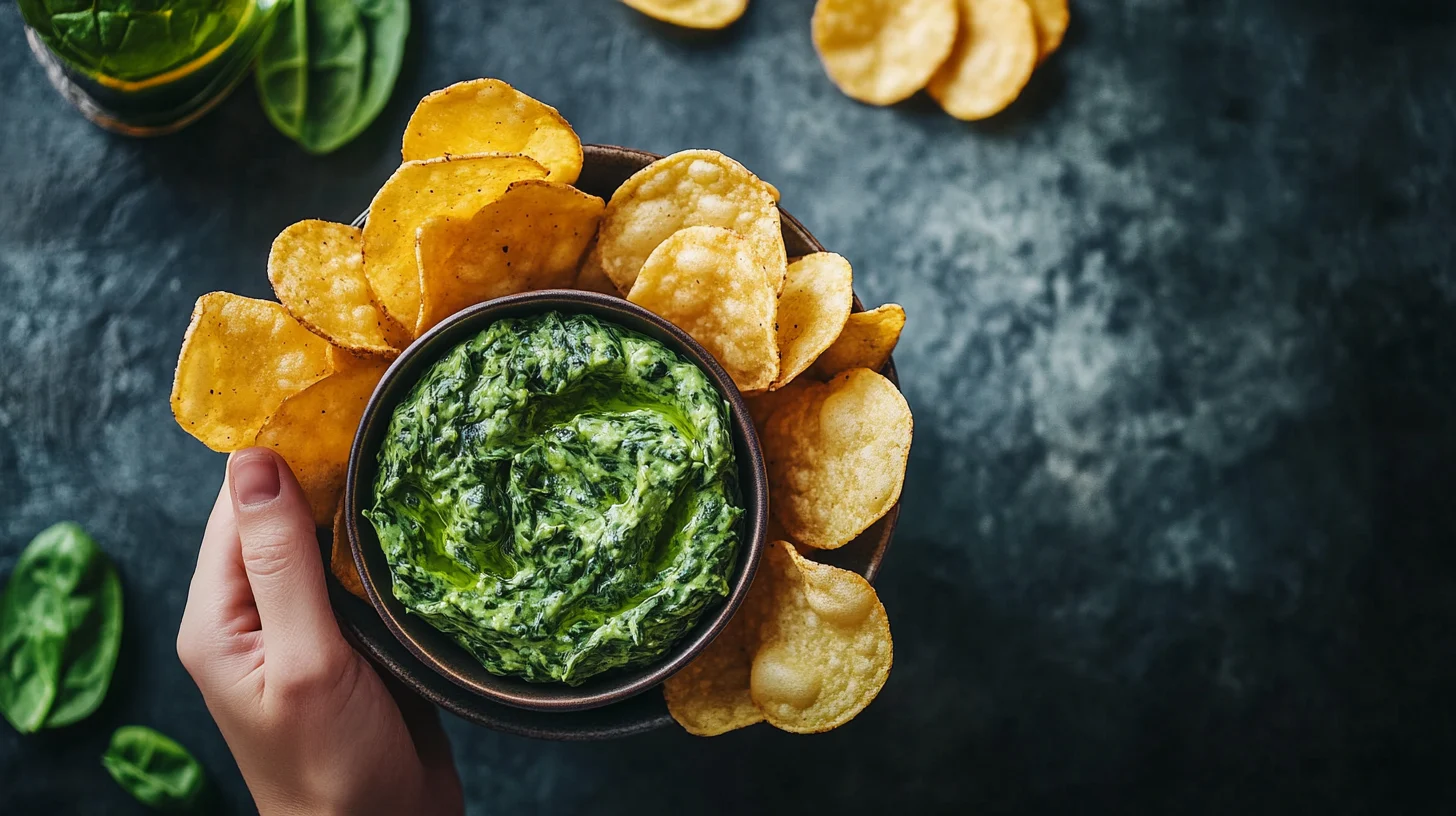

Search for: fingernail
xmin=230 ymin=449 xmax=281 ymax=506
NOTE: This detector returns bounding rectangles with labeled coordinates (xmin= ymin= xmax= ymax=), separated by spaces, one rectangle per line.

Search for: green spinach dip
xmin=367 ymin=312 xmax=742 ymax=684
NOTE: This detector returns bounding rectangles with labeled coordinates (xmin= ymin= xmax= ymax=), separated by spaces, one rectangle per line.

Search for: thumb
xmin=228 ymin=448 xmax=345 ymax=676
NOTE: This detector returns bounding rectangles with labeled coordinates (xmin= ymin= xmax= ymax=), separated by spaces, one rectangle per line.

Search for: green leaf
xmin=256 ymin=0 xmax=410 ymax=154
xmin=0 ymin=522 xmax=123 ymax=732
xmin=18 ymin=0 xmax=254 ymax=82
xmin=102 ymin=725 xmax=208 ymax=812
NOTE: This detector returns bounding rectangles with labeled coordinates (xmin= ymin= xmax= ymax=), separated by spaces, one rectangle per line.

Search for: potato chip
xmin=811 ymin=0 xmax=959 ymax=106
xmin=331 ymin=498 xmax=368 ymax=601
xmin=573 ymin=241 xmax=623 ymax=296
xmin=267 ymin=220 xmax=399 ymax=357
xmin=809 ymin=303 xmax=905 ymax=379
xmin=773 ymin=253 xmax=853 ymax=389
xmin=663 ymin=584 xmax=765 ymax=736
xmin=750 ymin=541 xmax=891 ymax=733
xmin=619 ymin=0 xmax=747 ymax=29
xmin=627 ymin=226 xmax=779 ymax=392
xmin=594 ymin=150 xmax=786 ymax=295
xmin=927 ymin=0 xmax=1038 ymax=121
xmin=747 ymin=377 xmax=812 ymax=434
xmin=415 ymin=180 xmax=604 ymax=334
xmin=401 ymin=79 xmax=584 ymax=184
xmin=171 ymin=293 xmax=336 ymax=452
xmin=765 ymin=368 xmax=911 ymax=549
xmin=255 ymin=359 xmax=389 ymax=525
xmin=363 ymin=153 xmax=548 ymax=333
xmin=1026 ymin=0 xmax=1069 ymax=60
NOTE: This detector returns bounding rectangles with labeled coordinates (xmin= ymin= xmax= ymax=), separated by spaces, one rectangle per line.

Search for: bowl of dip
xmin=346 ymin=291 xmax=768 ymax=712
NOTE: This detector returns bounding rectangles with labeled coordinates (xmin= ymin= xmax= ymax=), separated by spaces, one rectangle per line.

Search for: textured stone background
xmin=3 ymin=0 xmax=1456 ymax=813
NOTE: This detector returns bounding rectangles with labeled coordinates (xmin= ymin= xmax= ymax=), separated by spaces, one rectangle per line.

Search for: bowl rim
xmin=345 ymin=289 xmax=770 ymax=712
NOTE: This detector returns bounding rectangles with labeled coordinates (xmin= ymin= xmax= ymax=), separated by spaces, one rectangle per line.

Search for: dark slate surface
xmin=3 ymin=0 xmax=1456 ymax=813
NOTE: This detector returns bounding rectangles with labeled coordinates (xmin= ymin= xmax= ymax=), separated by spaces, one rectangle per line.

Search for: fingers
xmin=228 ymin=448 xmax=347 ymax=682
xmin=178 ymin=473 xmax=263 ymax=686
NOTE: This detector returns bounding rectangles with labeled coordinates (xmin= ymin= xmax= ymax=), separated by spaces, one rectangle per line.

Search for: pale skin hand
xmin=177 ymin=448 xmax=463 ymax=816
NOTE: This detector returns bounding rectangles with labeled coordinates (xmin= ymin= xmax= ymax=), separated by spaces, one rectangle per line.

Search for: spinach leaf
xmin=256 ymin=0 xmax=409 ymax=154
xmin=102 ymin=725 xmax=208 ymax=812
xmin=19 ymin=0 xmax=251 ymax=82
xmin=0 ymin=522 xmax=123 ymax=732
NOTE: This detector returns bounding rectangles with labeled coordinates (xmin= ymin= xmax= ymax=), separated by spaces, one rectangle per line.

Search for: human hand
xmin=177 ymin=448 xmax=463 ymax=816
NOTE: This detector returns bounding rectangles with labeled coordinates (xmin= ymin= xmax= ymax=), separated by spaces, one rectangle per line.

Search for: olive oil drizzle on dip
xmin=367 ymin=313 xmax=742 ymax=684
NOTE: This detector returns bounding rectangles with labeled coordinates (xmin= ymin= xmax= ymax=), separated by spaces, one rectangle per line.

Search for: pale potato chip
xmin=773 ymin=253 xmax=853 ymax=389
xmin=663 ymin=587 xmax=765 ymax=736
xmin=765 ymin=368 xmax=911 ymax=549
xmin=267 ymin=220 xmax=399 ymax=357
xmin=171 ymin=293 xmax=335 ymax=452
xmin=363 ymin=153 xmax=548 ymax=333
xmin=620 ymin=0 xmax=747 ymax=29
xmin=750 ymin=541 xmax=891 ymax=733
xmin=573 ymin=241 xmax=623 ymax=296
xmin=927 ymin=0 xmax=1038 ymax=121
xmin=1027 ymin=0 xmax=1069 ymax=60
xmin=256 ymin=358 xmax=388 ymax=525
xmin=401 ymin=79 xmax=584 ymax=184
xmin=331 ymin=498 xmax=368 ymax=601
xmin=809 ymin=303 xmax=905 ymax=379
xmin=747 ymin=378 xmax=812 ymax=434
xmin=595 ymin=150 xmax=785 ymax=295
xmin=415 ymin=180 xmax=604 ymax=333
xmin=811 ymin=0 xmax=959 ymax=106
xmin=627 ymin=226 xmax=779 ymax=392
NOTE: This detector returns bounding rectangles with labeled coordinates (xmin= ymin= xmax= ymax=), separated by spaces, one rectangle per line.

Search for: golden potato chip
xmin=764 ymin=180 xmax=781 ymax=204
xmin=1026 ymin=0 xmax=1069 ymax=60
xmin=401 ymin=79 xmax=584 ymax=184
xmin=927 ymin=0 xmax=1038 ymax=121
xmin=809 ymin=303 xmax=905 ymax=379
xmin=171 ymin=293 xmax=335 ymax=452
xmin=663 ymin=588 xmax=765 ymax=736
xmin=255 ymin=359 xmax=389 ymax=525
xmin=363 ymin=153 xmax=548 ymax=332
xmin=750 ymin=541 xmax=891 ymax=733
xmin=627 ymin=226 xmax=779 ymax=392
xmin=331 ymin=498 xmax=368 ymax=601
xmin=773 ymin=253 xmax=853 ymax=389
xmin=747 ymin=378 xmax=812 ymax=434
xmin=415 ymin=181 xmax=605 ymax=334
xmin=765 ymin=368 xmax=911 ymax=549
xmin=620 ymin=0 xmax=747 ymax=29
xmin=573 ymin=242 xmax=623 ymax=296
xmin=595 ymin=150 xmax=786 ymax=295
xmin=267 ymin=220 xmax=399 ymax=357
xmin=811 ymin=0 xmax=959 ymax=106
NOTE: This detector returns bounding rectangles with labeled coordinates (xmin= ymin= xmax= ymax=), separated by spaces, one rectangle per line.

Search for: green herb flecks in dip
xmin=367 ymin=312 xmax=742 ymax=684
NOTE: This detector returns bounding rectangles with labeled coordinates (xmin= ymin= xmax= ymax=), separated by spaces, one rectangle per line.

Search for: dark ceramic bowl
xmin=346 ymin=291 xmax=769 ymax=712
xmin=327 ymin=144 xmax=901 ymax=739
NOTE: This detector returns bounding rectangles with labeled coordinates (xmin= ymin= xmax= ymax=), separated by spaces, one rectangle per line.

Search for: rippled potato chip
xmin=750 ymin=541 xmax=891 ymax=733
xmin=811 ymin=0 xmax=959 ymax=106
xmin=267 ymin=220 xmax=400 ymax=356
xmin=415 ymin=180 xmax=604 ymax=334
xmin=594 ymin=150 xmax=785 ymax=295
xmin=810 ymin=303 xmax=905 ymax=379
xmin=171 ymin=293 xmax=336 ymax=452
xmin=620 ymin=0 xmax=747 ymax=29
xmin=663 ymin=586 xmax=765 ymax=736
xmin=928 ymin=0 xmax=1038 ymax=120
xmin=255 ymin=359 xmax=389 ymax=525
xmin=1027 ymin=0 xmax=1070 ymax=60
xmin=773 ymin=253 xmax=853 ymax=389
xmin=363 ymin=153 xmax=548 ymax=333
xmin=401 ymin=79 xmax=584 ymax=184
xmin=331 ymin=498 xmax=367 ymax=601
xmin=765 ymin=368 xmax=911 ymax=549
xmin=628 ymin=226 xmax=779 ymax=392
